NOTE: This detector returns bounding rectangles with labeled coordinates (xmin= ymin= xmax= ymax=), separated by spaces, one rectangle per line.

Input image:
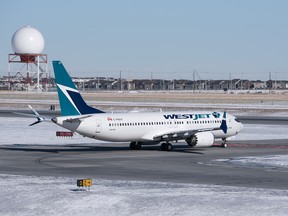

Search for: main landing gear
xmin=221 ymin=138 xmax=227 ymax=148
xmin=130 ymin=141 xmax=173 ymax=151
xmin=130 ymin=141 xmax=141 ymax=150
xmin=161 ymin=142 xmax=172 ymax=151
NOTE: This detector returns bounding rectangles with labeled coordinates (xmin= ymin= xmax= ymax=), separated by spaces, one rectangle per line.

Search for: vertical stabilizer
xmin=52 ymin=61 xmax=104 ymax=116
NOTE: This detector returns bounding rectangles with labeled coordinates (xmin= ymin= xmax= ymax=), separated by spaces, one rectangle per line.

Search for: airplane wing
xmin=153 ymin=126 xmax=222 ymax=141
xmin=153 ymin=112 xmax=227 ymax=141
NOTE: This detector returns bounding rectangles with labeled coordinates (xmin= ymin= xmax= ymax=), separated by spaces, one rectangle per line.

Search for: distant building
xmin=2 ymin=75 xmax=288 ymax=91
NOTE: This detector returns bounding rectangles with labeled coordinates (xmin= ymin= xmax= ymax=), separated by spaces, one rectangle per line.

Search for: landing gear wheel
xmin=130 ymin=142 xmax=136 ymax=150
xmin=161 ymin=143 xmax=166 ymax=151
xmin=221 ymin=143 xmax=227 ymax=148
xmin=160 ymin=143 xmax=172 ymax=151
xmin=221 ymin=138 xmax=227 ymax=148
xmin=130 ymin=142 xmax=141 ymax=150
xmin=135 ymin=142 xmax=142 ymax=150
xmin=166 ymin=143 xmax=172 ymax=151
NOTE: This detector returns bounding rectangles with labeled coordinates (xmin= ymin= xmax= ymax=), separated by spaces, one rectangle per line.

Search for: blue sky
xmin=0 ymin=0 xmax=288 ymax=80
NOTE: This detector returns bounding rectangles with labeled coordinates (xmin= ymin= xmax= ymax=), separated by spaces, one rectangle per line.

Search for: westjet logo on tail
xmin=163 ymin=112 xmax=221 ymax=120
xmin=57 ymin=84 xmax=81 ymax=115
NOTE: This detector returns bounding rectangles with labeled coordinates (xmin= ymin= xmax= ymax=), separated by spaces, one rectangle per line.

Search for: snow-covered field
xmin=0 ymin=117 xmax=105 ymax=146
xmin=1 ymin=117 xmax=288 ymax=215
xmin=215 ymin=155 xmax=288 ymax=169
xmin=1 ymin=174 xmax=288 ymax=216
xmin=232 ymin=124 xmax=288 ymax=141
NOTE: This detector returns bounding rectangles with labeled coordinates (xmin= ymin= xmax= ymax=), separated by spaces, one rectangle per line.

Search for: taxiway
xmin=0 ymin=140 xmax=287 ymax=190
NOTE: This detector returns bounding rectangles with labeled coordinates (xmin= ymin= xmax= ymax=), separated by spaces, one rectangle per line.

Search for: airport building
xmin=1 ymin=75 xmax=288 ymax=92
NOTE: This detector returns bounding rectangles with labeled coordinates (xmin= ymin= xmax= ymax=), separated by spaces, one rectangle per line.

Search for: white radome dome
xmin=11 ymin=25 xmax=45 ymax=54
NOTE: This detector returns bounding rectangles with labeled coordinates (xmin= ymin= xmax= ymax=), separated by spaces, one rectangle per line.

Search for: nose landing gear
xmin=221 ymin=138 xmax=227 ymax=148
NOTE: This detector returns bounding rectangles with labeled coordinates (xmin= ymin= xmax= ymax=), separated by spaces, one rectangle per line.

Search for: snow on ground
xmin=231 ymin=124 xmax=288 ymax=140
xmin=0 ymin=174 xmax=288 ymax=216
xmin=215 ymin=155 xmax=288 ymax=169
xmin=0 ymin=117 xmax=107 ymax=145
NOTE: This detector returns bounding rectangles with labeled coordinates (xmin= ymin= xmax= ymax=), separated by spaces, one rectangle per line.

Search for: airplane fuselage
xmin=53 ymin=111 xmax=243 ymax=143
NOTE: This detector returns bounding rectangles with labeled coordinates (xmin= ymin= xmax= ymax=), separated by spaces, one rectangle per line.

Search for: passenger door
xmin=96 ymin=119 xmax=101 ymax=133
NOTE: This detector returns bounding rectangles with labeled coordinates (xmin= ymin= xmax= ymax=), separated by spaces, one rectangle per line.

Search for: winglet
xmin=28 ymin=105 xmax=45 ymax=126
xmin=28 ymin=105 xmax=40 ymax=117
xmin=220 ymin=112 xmax=228 ymax=134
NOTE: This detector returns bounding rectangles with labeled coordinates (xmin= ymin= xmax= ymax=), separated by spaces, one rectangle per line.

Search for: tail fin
xmin=52 ymin=61 xmax=104 ymax=116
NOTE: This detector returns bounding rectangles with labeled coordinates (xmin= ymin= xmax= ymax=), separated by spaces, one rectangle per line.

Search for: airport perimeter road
xmin=0 ymin=141 xmax=287 ymax=190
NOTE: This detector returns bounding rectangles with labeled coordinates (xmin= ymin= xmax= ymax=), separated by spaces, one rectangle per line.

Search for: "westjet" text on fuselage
xmin=163 ymin=113 xmax=219 ymax=120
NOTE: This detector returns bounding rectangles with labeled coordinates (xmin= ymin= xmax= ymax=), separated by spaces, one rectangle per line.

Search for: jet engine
xmin=186 ymin=131 xmax=215 ymax=147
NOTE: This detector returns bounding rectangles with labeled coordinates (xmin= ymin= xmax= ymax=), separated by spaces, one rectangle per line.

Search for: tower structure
xmin=8 ymin=25 xmax=48 ymax=91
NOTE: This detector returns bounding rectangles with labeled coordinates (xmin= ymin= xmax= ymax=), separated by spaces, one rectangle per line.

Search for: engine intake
xmin=186 ymin=131 xmax=215 ymax=147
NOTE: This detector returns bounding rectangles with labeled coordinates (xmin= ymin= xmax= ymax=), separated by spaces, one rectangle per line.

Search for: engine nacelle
xmin=186 ymin=131 xmax=215 ymax=147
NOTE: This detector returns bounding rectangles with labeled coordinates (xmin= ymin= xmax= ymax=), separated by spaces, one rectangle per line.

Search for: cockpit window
xmin=235 ymin=118 xmax=241 ymax=123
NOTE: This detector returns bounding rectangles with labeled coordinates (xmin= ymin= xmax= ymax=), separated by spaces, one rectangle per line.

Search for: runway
xmin=0 ymin=140 xmax=287 ymax=190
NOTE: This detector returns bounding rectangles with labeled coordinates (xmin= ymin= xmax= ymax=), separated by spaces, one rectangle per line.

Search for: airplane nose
xmin=239 ymin=123 xmax=244 ymax=131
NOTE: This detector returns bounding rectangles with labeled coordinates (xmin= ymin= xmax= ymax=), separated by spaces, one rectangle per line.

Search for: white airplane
xmin=31 ymin=61 xmax=244 ymax=151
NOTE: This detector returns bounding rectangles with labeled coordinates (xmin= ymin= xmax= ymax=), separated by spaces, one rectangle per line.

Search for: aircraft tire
xmin=130 ymin=142 xmax=136 ymax=150
xmin=161 ymin=143 xmax=166 ymax=151
xmin=161 ymin=143 xmax=172 ymax=151
xmin=135 ymin=142 xmax=142 ymax=150
xmin=166 ymin=143 xmax=172 ymax=151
